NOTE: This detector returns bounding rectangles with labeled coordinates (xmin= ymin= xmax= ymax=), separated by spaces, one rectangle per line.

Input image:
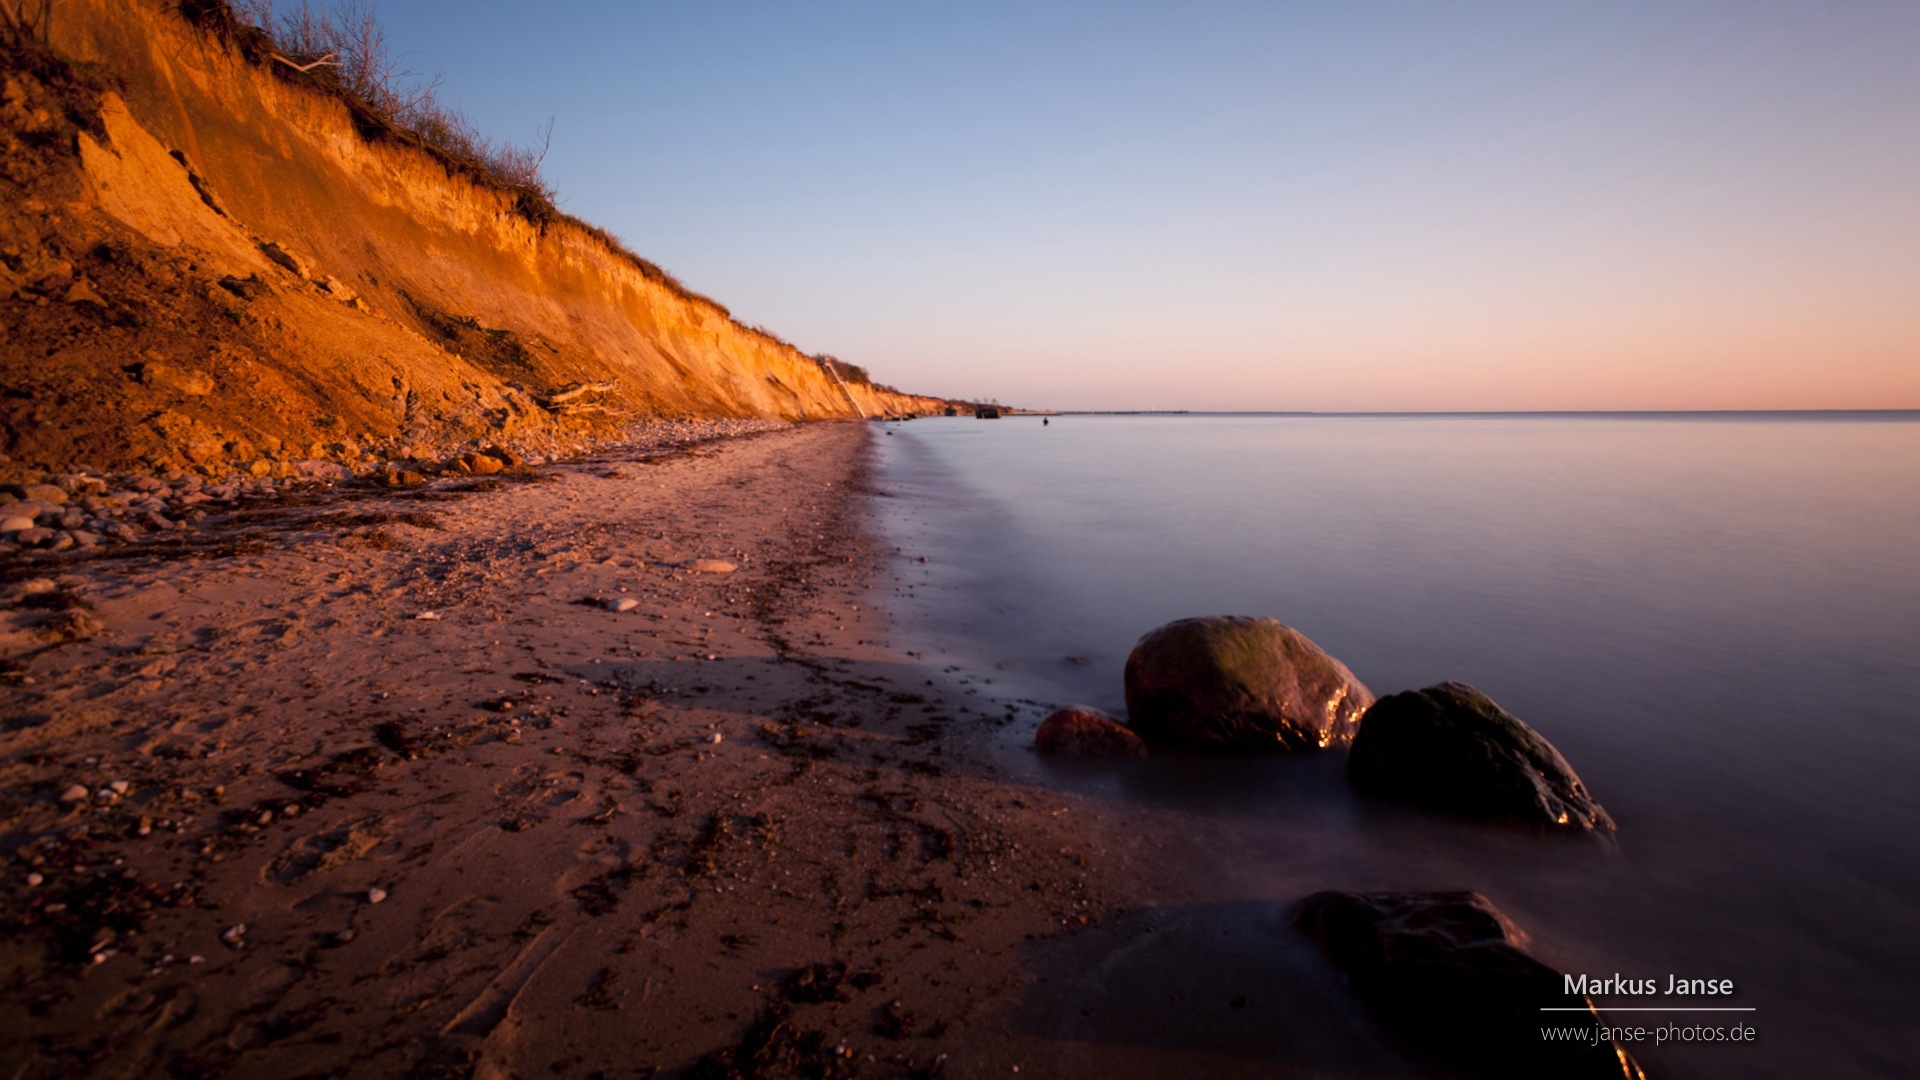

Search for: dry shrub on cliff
xmin=175 ymin=0 xmax=726 ymax=312
xmin=2 ymin=0 xmax=53 ymax=47
xmin=217 ymin=0 xmax=557 ymax=210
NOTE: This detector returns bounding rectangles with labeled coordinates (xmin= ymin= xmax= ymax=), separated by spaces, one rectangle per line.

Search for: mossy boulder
xmin=1122 ymin=616 xmax=1373 ymax=752
xmin=1348 ymin=681 xmax=1613 ymax=833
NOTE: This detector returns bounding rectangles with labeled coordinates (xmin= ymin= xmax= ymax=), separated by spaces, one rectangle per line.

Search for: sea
xmin=869 ymin=411 xmax=1920 ymax=1079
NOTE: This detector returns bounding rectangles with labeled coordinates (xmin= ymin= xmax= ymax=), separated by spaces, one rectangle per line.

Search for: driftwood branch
xmin=535 ymin=381 xmax=618 ymax=414
xmin=271 ymin=52 xmax=341 ymax=74
xmin=1 ymin=0 xmax=54 ymax=45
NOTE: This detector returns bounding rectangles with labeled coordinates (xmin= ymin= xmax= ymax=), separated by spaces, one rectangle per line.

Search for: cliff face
xmin=0 ymin=1 xmax=942 ymax=477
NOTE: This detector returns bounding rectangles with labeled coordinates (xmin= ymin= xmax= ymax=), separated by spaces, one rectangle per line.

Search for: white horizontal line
xmin=1536 ymin=999 xmax=1758 ymax=1006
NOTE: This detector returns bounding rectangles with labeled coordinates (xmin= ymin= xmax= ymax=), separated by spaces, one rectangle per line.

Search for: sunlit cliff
xmin=0 ymin=0 xmax=943 ymax=477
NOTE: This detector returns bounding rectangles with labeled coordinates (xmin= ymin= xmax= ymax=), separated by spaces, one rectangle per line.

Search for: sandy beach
xmin=0 ymin=422 xmax=1129 ymax=1079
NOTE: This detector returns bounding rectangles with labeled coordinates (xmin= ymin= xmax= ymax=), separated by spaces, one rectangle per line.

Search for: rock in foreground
xmin=1291 ymin=890 xmax=1647 ymax=1079
xmin=1349 ymin=682 xmax=1614 ymax=833
xmin=1122 ymin=616 xmax=1373 ymax=752
xmin=1034 ymin=706 xmax=1149 ymax=759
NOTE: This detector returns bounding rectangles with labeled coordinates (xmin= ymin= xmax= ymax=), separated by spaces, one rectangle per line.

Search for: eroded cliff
xmin=0 ymin=1 xmax=944 ymax=478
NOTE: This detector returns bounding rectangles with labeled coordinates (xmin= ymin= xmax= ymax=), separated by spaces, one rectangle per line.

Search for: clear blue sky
xmin=365 ymin=1 xmax=1918 ymax=410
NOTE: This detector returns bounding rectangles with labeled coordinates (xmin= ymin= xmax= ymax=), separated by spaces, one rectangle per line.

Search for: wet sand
xmin=0 ymin=423 xmax=1132 ymax=1079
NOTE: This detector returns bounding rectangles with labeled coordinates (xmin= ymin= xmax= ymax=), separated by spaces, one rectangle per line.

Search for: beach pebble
xmin=367 ymin=887 xmax=388 ymax=904
xmin=0 ymin=515 xmax=34 ymax=533
xmin=1034 ymin=706 xmax=1149 ymax=759
xmin=58 ymin=784 xmax=89 ymax=803
xmin=688 ymin=558 xmax=737 ymax=573
xmin=221 ymin=924 xmax=246 ymax=946
xmin=708 ymin=732 xmax=724 ymax=744
xmin=25 ymin=872 xmax=43 ymax=887
xmin=413 ymin=611 xmax=442 ymax=621
xmin=109 ymin=779 xmax=130 ymax=795
xmin=608 ymin=597 xmax=641 ymax=613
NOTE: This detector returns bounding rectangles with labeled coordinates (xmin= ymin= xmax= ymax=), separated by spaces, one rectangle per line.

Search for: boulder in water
xmin=1034 ymin=706 xmax=1149 ymax=759
xmin=1348 ymin=681 xmax=1613 ymax=833
xmin=1292 ymin=890 xmax=1647 ymax=1079
xmin=1122 ymin=616 xmax=1373 ymax=752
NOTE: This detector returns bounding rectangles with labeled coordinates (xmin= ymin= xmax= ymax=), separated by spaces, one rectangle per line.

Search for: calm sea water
xmin=870 ymin=413 xmax=1920 ymax=1079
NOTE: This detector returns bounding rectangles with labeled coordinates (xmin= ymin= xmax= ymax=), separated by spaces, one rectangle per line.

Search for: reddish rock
xmin=1034 ymin=706 xmax=1149 ymax=759
xmin=480 ymin=444 xmax=524 ymax=470
xmin=461 ymin=452 xmax=504 ymax=476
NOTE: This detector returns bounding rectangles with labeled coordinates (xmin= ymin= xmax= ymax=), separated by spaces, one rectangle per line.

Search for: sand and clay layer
xmin=0 ymin=423 xmax=1120 ymax=1079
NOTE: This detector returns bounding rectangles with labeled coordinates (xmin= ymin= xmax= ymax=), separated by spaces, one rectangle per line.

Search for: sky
xmin=361 ymin=1 xmax=1919 ymax=410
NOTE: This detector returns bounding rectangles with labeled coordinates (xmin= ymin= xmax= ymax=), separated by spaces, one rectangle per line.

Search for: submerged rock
xmin=1034 ymin=706 xmax=1149 ymax=759
xmin=1292 ymin=890 xmax=1647 ymax=1079
xmin=1348 ymin=682 xmax=1613 ymax=833
xmin=1122 ymin=616 xmax=1373 ymax=752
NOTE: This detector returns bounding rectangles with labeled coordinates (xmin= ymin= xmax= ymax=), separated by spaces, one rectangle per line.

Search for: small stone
xmin=608 ymin=597 xmax=641 ymax=613
xmin=109 ymin=779 xmax=130 ymax=795
xmin=58 ymin=784 xmax=89 ymax=803
xmin=688 ymin=559 xmax=737 ymax=574
xmin=1034 ymin=706 xmax=1150 ymax=759
xmin=188 ymin=955 xmax=204 ymax=964
xmin=461 ymin=452 xmax=504 ymax=476
xmin=0 ymin=515 xmax=32 ymax=533
xmin=8 ymin=483 xmax=67 ymax=505
xmin=413 ymin=611 xmax=442 ymax=621
xmin=258 ymin=241 xmax=306 ymax=278
xmin=25 ymin=872 xmax=43 ymax=887
xmin=315 ymin=274 xmax=356 ymax=300
xmin=367 ymin=887 xmax=388 ymax=904
xmin=63 ymin=278 xmax=107 ymax=305
xmin=221 ymin=924 xmax=246 ymax=945
xmin=709 ymin=732 xmax=724 ymax=744
xmin=334 ymin=929 xmax=356 ymax=944
xmin=480 ymin=445 xmax=523 ymax=470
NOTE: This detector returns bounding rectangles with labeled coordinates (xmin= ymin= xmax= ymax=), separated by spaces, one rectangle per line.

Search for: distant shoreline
xmin=1036 ymin=408 xmax=1920 ymax=419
